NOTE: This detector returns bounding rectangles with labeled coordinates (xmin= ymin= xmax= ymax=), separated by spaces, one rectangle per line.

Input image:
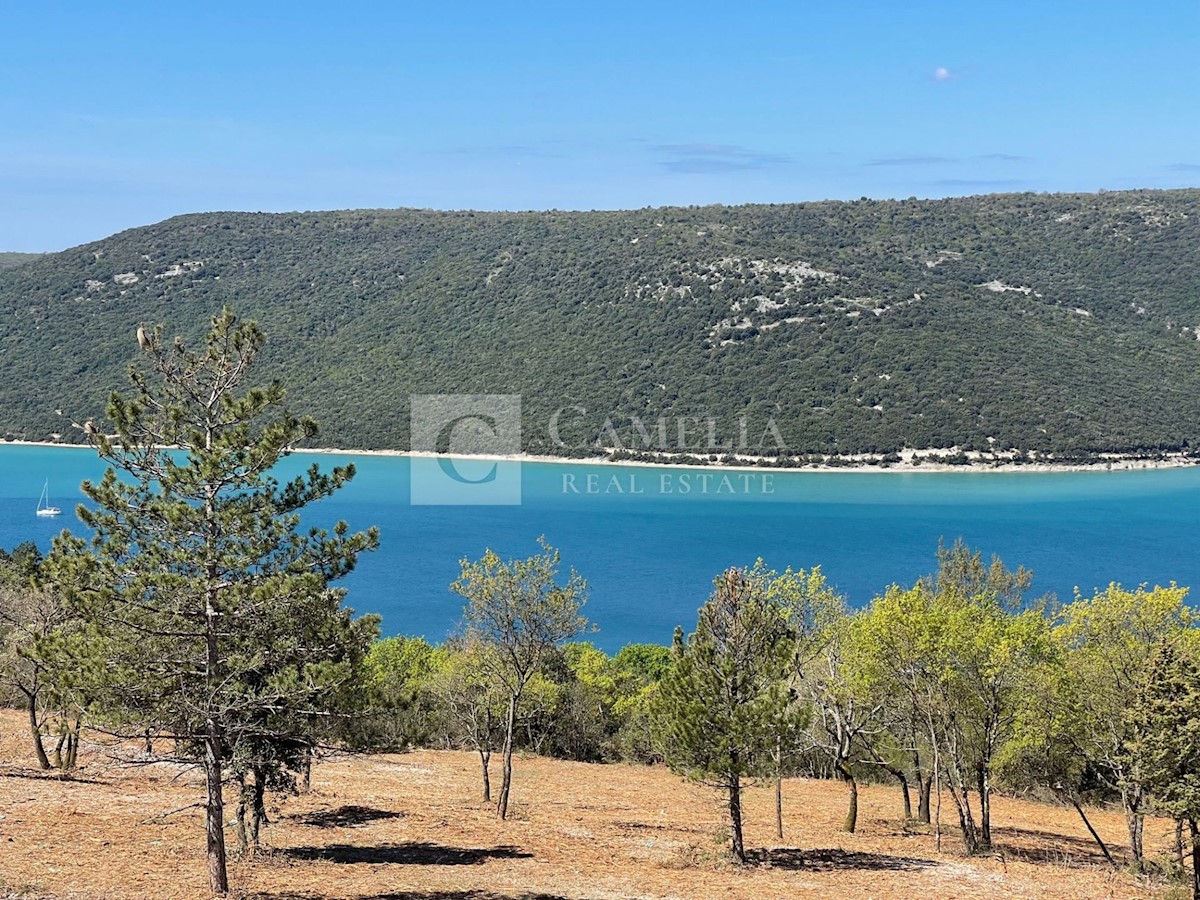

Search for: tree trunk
xmin=1125 ymin=804 xmax=1145 ymax=870
xmin=479 ymin=748 xmax=492 ymax=803
xmin=204 ymin=720 xmax=229 ymax=895
xmin=1188 ymin=819 xmax=1200 ymax=900
xmin=977 ymin=766 xmax=992 ymax=850
xmin=837 ymin=762 xmax=858 ymax=833
xmin=1070 ymin=798 xmax=1117 ymax=869
xmin=26 ymin=694 xmax=50 ymax=770
xmin=64 ymin=719 xmax=79 ymax=772
xmin=774 ymin=735 xmax=784 ymax=840
xmin=497 ymin=692 xmax=517 ymax=820
xmin=1177 ymin=819 xmax=1186 ymax=875
xmin=300 ymin=747 xmax=312 ymax=793
xmin=954 ymin=793 xmax=980 ymax=854
xmin=233 ymin=773 xmax=249 ymax=857
xmin=52 ymin=730 xmax=66 ymax=770
xmin=775 ymin=774 xmax=784 ymax=841
xmin=918 ymin=774 xmax=932 ymax=824
xmin=249 ymin=766 xmax=267 ymax=851
xmin=728 ymin=772 xmax=746 ymax=863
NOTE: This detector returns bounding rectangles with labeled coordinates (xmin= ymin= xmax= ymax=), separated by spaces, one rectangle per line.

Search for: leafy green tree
xmin=656 ymin=568 xmax=796 ymax=862
xmin=853 ymin=564 xmax=1051 ymax=855
xmin=424 ymin=639 xmax=509 ymax=801
xmin=1055 ymin=582 xmax=1192 ymax=869
xmin=452 ymin=538 xmax=588 ymax=819
xmin=357 ymin=635 xmax=438 ymax=750
xmin=50 ymin=309 xmax=379 ymax=895
xmin=994 ymin=649 xmax=1119 ymax=868
xmin=1127 ymin=638 xmax=1200 ymax=897
xmin=757 ymin=561 xmax=855 ymax=835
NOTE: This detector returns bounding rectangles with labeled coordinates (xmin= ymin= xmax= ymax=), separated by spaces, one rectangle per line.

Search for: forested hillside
xmin=2 ymin=190 xmax=1199 ymax=456
xmin=0 ymin=252 xmax=41 ymax=270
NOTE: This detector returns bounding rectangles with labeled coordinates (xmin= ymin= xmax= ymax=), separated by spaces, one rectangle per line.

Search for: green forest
xmin=2 ymin=189 xmax=1200 ymax=458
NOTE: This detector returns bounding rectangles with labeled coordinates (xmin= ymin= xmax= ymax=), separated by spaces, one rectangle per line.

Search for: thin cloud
xmin=867 ymin=156 xmax=954 ymax=167
xmin=932 ymin=66 xmax=959 ymax=82
xmin=1165 ymin=162 xmax=1200 ymax=172
xmin=653 ymin=143 xmax=790 ymax=174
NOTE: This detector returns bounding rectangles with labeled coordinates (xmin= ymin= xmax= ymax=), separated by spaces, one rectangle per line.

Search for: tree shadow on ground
xmin=992 ymin=825 xmax=1125 ymax=869
xmin=282 ymin=842 xmax=532 ymax=866
xmin=0 ymin=765 xmax=106 ymax=784
xmin=750 ymin=848 xmax=940 ymax=872
xmin=291 ymin=805 xmax=404 ymax=828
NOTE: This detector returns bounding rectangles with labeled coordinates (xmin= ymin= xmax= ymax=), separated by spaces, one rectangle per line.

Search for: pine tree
xmin=50 ymin=309 xmax=379 ymax=895
xmin=656 ymin=568 xmax=795 ymax=862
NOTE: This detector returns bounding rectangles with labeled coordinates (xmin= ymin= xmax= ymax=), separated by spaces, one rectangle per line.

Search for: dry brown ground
xmin=0 ymin=709 xmax=1179 ymax=900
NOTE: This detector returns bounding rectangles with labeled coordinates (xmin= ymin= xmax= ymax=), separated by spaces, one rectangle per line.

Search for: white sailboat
xmin=36 ymin=480 xmax=61 ymax=517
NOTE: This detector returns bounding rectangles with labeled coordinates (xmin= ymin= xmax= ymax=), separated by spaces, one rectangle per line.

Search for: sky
xmin=1 ymin=1 xmax=1197 ymax=251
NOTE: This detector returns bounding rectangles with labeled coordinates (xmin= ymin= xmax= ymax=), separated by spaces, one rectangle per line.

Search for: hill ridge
xmin=2 ymin=189 xmax=1199 ymax=456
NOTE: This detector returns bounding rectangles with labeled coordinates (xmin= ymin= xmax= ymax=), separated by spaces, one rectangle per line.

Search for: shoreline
xmin=4 ymin=438 xmax=1197 ymax=475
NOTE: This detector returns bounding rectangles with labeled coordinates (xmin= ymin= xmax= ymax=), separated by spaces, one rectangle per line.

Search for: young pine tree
xmin=656 ymin=568 xmax=796 ymax=862
xmin=51 ymin=309 xmax=379 ymax=896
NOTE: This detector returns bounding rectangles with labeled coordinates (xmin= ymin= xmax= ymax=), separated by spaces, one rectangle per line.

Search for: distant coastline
xmin=7 ymin=438 xmax=1196 ymax=475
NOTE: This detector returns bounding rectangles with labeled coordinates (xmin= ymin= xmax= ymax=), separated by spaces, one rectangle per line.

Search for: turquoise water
xmin=2 ymin=444 xmax=1198 ymax=651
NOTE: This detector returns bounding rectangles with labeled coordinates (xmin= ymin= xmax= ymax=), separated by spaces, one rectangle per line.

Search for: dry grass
xmin=0 ymin=709 xmax=1177 ymax=899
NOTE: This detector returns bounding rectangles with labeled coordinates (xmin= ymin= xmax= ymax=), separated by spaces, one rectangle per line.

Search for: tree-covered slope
xmin=2 ymin=190 xmax=1199 ymax=456
xmin=0 ymin=252 xmax=42 ymax=270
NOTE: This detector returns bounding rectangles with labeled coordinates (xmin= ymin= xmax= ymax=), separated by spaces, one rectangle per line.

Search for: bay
xmin=1 ymin=444 xmax=1197 ymax=652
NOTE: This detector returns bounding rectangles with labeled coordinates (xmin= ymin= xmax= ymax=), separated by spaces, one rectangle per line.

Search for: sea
xmin=3 ymin=444 xmax=1197 ymax=652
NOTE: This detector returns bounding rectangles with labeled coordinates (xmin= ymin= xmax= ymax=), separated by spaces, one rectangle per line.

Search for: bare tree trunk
xmin=897 ymin=772 xmax=912 ymax=821
xmin=837 ymin=762 xmax=859 ymax=833
xmin=497 ymin=693 xmax=516 ymax=820
xmin=977 ymin=766 xmax=992 ymax=850
xmin=25 ymin=693 xmax=50 ymax=770
xmin=64 ymin=718 xmax=80 ymax=771
xmin=1189 ymin=818 xmax=1200 ymax=900
xmin=300 ymin=746 xmax=312 ymax=793
xmin=844 ymin=776 xmax=859 ymax=833
xmin=1177 ymin=819 xmax=1186 ymax=875
xmin=918 ymin=773 xmax=932 ymax=824
xmin=233 ymin=772 xmax=249 ymax=857
xmin=728 ymin=772 xmax=746 ymax=863
xmin=1124 ymin=799 xmax=1145 ymax=871
xmin=204 ymin=719 xmax=229 ymax=895
xmin=52 ymin=729 xmax=66 ymax=770
xmin=479 ymin=748 xmax=492 ymax=803
xmin=929 ymin=721 xmax=942 ymax=853
xmin=249 ymin=766 xmax=267 ymax=851
xmin=774 ymin=735 xmax=783 ymax=841
xmin=1062 ymin=796 xmax=1116 ymax=868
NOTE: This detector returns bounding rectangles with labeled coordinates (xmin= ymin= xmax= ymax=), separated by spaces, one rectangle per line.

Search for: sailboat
xmin=36 ymin=480 xmax=61 ymax=517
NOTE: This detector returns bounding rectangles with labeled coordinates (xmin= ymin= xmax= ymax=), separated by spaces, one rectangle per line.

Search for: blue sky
xmin=2 ymin=1 xmax=1197 ymax=250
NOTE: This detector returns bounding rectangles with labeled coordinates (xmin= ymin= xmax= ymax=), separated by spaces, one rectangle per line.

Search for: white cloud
xmin=932 ymin=66 xmax=958 ymax=82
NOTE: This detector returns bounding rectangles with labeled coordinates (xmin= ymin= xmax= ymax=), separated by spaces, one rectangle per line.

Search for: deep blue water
xmin=3 ymin=444 xmax=1198 ymax=652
